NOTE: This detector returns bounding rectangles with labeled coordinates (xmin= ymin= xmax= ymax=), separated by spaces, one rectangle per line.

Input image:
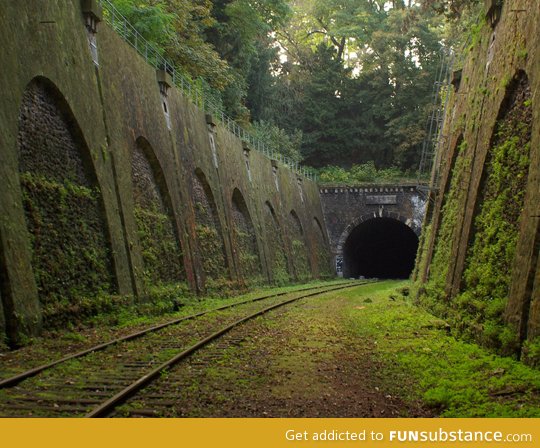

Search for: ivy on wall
xmin=192 ymin=172 xmax=228 ymax=281
xmin=231 ymin=190 xmax=263 ymax=284
xmin=21 ymin=174 xmax=114 ymax=321
xmin=134 ymin=205 xmax=184 ymax=285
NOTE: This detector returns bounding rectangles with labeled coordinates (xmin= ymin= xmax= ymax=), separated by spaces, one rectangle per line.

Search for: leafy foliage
xmin=111 ymin=0 xmax=232 ymax=90
xmin=264 ymin=0 xmax=448 ymax=169
xmin=21 ymin=173 xmax=115 ymax=325
xmin=196 ymin=224 xmax=228 ymax=280
xmin=250 ymin=120 xmax=303 ymax=163
xmin=109 ymin=0 xmax=455 ymax=170
xmin=318 ymin=162 xmax=414 ymax=184
xmin=134 ymin=205 xmax=185 ymax=286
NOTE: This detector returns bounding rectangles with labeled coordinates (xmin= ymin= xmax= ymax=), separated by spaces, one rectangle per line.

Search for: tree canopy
xmin=110 ymin=0 xmax=480 ymax=172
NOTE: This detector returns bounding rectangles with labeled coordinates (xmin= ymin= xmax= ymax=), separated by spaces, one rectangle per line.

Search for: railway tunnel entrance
xmin=343 ymin=218 xmax=419 ymax=279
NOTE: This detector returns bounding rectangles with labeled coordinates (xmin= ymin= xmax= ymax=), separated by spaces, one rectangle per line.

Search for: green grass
xmin=85 ymin=279 xmax=350 ymax=330
xmin=343 ymin=281 xmax=540 ymax=417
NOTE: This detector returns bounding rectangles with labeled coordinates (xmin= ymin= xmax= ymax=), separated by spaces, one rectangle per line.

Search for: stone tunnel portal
xmin=343 ymin=218 xmax=419 ymax=279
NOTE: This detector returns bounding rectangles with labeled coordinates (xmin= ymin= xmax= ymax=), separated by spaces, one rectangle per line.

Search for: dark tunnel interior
xmin=343 ymin=218 xmax=419 ymax=279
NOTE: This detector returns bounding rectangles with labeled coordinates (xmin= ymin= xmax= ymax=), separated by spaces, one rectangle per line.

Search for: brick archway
xmin=336 ymin=210 xmax=421 ymax=255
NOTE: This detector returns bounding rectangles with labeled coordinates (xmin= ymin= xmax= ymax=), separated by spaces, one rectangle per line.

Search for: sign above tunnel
xmin=365 ymin=195 xmax=397 ymax=205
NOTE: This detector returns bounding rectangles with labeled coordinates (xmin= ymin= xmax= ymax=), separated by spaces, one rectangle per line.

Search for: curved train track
xmin=0 ymin=280 xmax=374 ymax=417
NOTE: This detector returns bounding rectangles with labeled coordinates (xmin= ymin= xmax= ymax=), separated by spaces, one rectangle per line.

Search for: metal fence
xmin=417 ymin=48 xmax=454 ymax=194
xmin=97 ymin=0 xmax=316 ymax=181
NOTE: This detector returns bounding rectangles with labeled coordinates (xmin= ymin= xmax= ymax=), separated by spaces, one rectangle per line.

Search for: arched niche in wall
xmin=289 ymin=210 xmax=310 ymax=281
xmin=263 ymin=201 xmax=289 ymax=284
xmin=192 ymin=168 xmax=228 ymax=281
xmin=313 ymin=217 xmax=332 ymax=278
xmin=131 ymin=136 xmax=185 ymax=285
xmin=16 ymin=76 xmax=116 ymax=321
xmin=458 ymin=70 xmax=532 ymax=353
xmin=231 ymin=188 xmax=262 ymax=283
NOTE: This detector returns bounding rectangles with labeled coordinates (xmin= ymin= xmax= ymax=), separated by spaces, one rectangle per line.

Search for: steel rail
xmin=0 ymin=281 xmax=358 ymax=389
xmin=86 ymin=281 xmax=374 ymax=417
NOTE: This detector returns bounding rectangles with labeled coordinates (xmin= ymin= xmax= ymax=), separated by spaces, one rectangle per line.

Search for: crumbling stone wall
xmin=415 ymin=0 xmax=540 ymax=364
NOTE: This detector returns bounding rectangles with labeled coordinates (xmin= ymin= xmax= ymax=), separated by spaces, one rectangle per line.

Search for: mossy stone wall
xmin=313 ymin=218 xmax=333 ymax=278
xmin=415 ymin=0 xmax=540 ymax=362
xmin=17 ymin=79 xmax=116 ymax=328
xmin=0 ymin=0 xmax=331 ymax=344
xmin=231 ymin=190 xmax=264 ymax=284
xmin=192 ymin=171 xmax=228 ymax=282
xmin=288 ymin=211 xmax=310 ymax=281
xmin=263 ymin=203 xmax=290 ymax=285
xmin=131 ymin=140 xmax=185 ymax=286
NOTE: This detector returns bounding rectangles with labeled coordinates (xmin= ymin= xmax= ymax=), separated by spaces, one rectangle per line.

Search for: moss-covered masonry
xmin=0 ymin=0 xmax=331 ymax=346
xmin=414 ymin=0 xmax=540 ymax=364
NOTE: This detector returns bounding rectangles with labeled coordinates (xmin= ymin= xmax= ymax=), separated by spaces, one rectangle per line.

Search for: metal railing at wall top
xmin=97 ymin=0 xmax=316 ymax=181
xmin=417 ymin=47 xmax=454 ymax=195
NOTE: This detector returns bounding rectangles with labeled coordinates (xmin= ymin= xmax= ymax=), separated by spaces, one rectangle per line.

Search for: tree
xmin=204 ymin=0 xmax=291 ymax=120
xmin=110 ymin=0 xmax=452 ymax=171
xmin=266 ymin=0 xmax=447 ymax=170
xmin=111 ymin=0 xmax=233 ymax=90
xmin=250 ymin=120 xmax=303 ymax=163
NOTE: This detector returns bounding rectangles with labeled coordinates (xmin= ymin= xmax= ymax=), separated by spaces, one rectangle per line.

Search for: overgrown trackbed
xmin=115 ymin=281 xmax=431 ymax=417
xmin=1 ymin=280 xmax=538 ymax=417
xmin=119 ymin=280 xmax=539 ymax=418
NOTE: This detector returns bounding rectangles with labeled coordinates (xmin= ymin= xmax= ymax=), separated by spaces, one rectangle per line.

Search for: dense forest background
xmin=110 ymin=0 xmax=482 ymax=177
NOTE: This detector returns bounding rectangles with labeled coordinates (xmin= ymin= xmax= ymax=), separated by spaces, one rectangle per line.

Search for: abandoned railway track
xmin=0 ymin=280 xmax=373 ymax=417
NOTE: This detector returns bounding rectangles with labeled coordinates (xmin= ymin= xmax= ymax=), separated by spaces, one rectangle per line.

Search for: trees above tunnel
xmin=110 ymin=0 xmax=479 ymax=171
xmin=264 ymin=0 xmax=447 ymax=170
